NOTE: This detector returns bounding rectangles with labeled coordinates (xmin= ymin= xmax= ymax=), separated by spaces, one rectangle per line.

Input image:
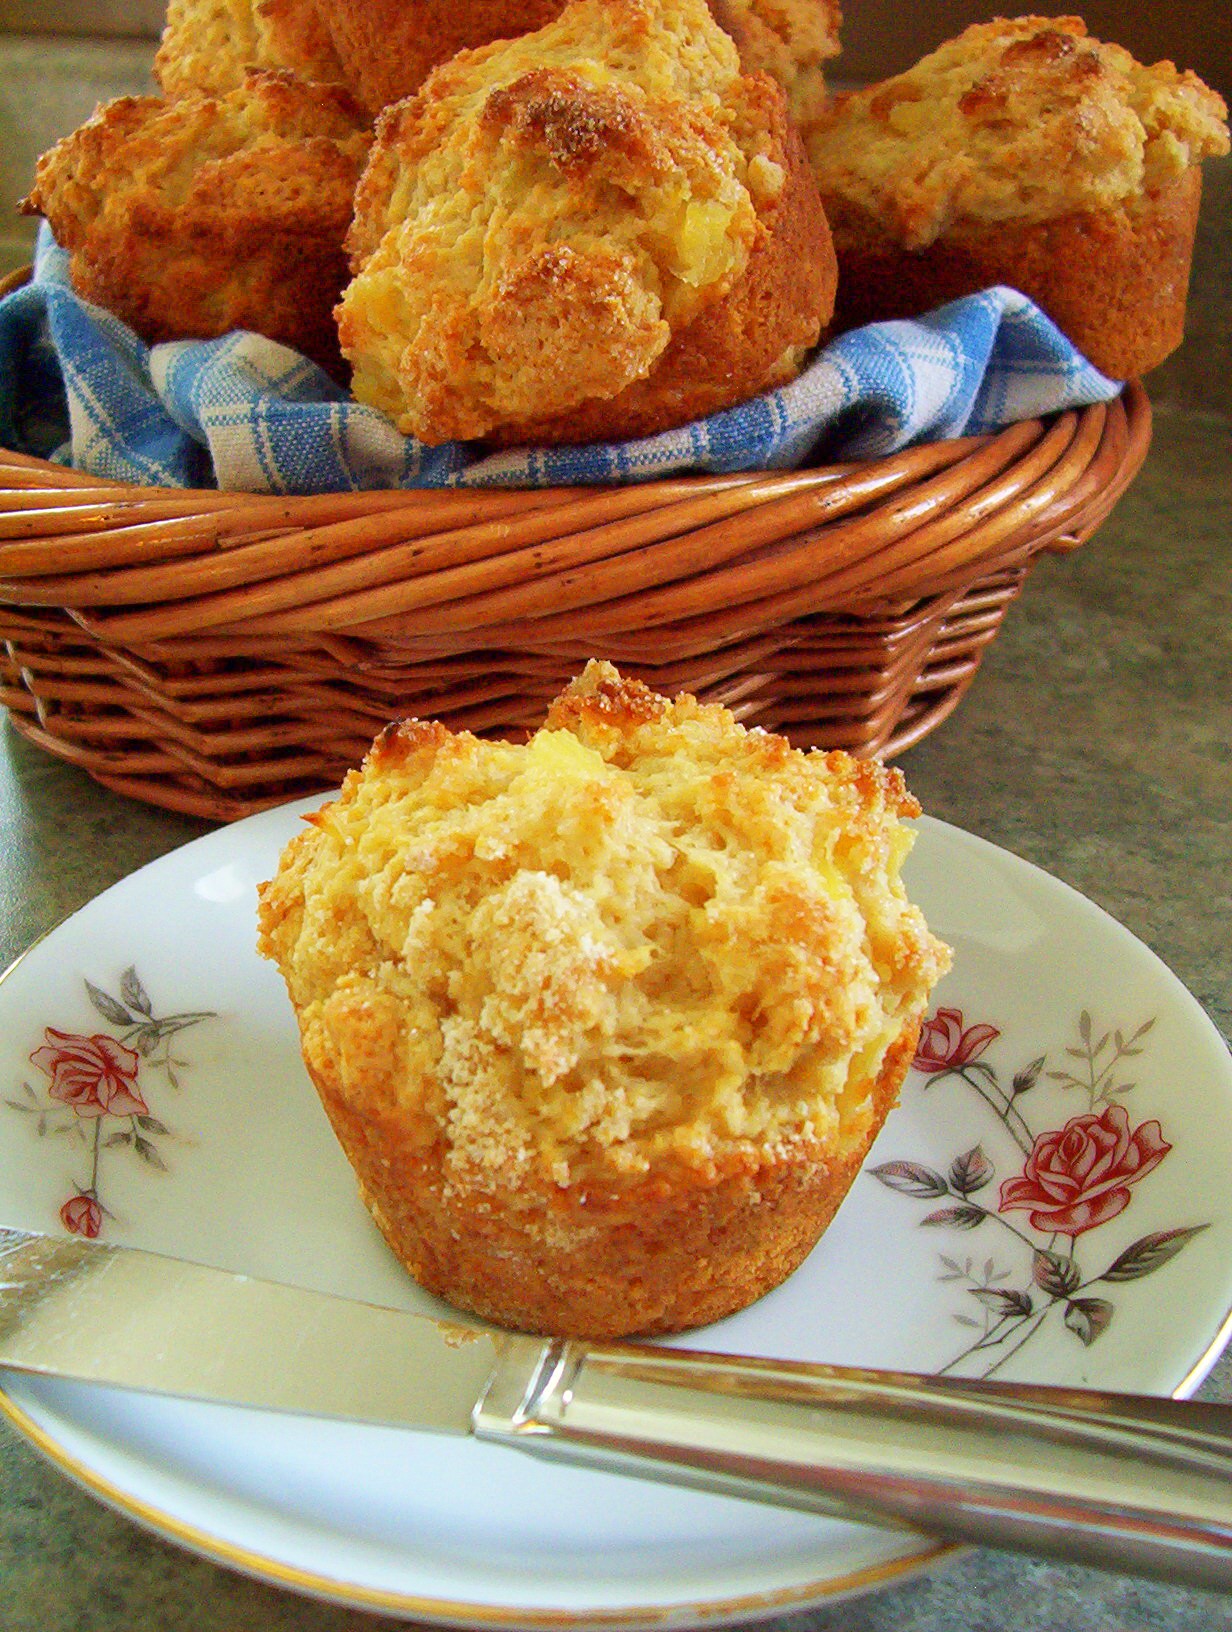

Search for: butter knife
xmin=1 ymin=1227 xmax=1229 ymax=1590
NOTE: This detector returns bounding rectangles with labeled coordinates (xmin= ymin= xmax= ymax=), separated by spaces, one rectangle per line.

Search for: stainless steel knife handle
xmin=474 ymin=1338 xmax=1232 ymax=1592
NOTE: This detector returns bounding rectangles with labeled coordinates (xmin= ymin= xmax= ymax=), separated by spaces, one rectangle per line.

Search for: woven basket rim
xmin=0 ymin=255 xmax=1153 ymax=821
xmin=0 ymin=382 xmax=1150 ymax=624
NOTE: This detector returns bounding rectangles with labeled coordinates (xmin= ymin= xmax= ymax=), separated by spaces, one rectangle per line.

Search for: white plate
xmin=1 ymin=805 xmax=1230 ymax=1627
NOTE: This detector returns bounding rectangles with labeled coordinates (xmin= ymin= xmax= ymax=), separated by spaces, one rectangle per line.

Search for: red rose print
xmin=60 ymin=1193 xmax=103 ymax=1238
xmin=998 ymin=1104 xmax=1171 ymax=1236
xmin=874 ymin=1008 xmax=1203 ymax=1375
xmin=29 ymin=1029 xmax=147 ymax=1119
xmin=10 ymin=968 xmax=216 ymax=1243
xmin=914 ymin=1008 xmax=1000 ymax=1074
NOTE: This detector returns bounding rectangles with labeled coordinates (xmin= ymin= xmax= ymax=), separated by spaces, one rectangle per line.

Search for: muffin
xmin=314 ymin=0 xmax=567 ymax=120
xmin=336 ymin=0 xmax=836 ymax=446
xmin=154 ymin=0 xmax=347 ymax=99
xmin=23 ymin=70 xmax=372 ymax=378
xmin=317 ymin=0 xmax=842 ymax=122
xmin=710 ymin=0 xmax=842 ymax=131
xmin=257 ymin=663 xmax=951 ymax=1338
xmin=806 ymin=16 xmax=1230 ymax=378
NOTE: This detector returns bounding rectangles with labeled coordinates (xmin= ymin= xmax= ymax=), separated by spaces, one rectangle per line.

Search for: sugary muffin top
xmin=336 ymin=0 xmax=800 ymax=442
xmin=154 ymin=0 xmax=347 ymax=99
xmin=257 ymin=663 xmax=950 ymax=1193
xmin=26 ymin=68 xmax=371 ymax=249
xmin=807 ymin=16 xmax=1228 ymax=247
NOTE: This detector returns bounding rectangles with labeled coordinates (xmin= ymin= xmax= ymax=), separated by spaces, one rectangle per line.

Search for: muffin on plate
xmin=806 ymin=15 xmax=1229 ymax=377
xmin=154 ymin=0 xmax=347 ymax=99
xmin=23 ymin=70 xmax=372 ymax=377
xmin=336 ymin=0 xmax=836 ymax=445
xmin=257 ymin=662 xmax=951 ymax=1338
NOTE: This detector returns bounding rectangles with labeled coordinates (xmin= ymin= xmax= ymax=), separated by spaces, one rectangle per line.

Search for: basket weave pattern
xmin=0 ymin=382 xmax=1150 ymax=821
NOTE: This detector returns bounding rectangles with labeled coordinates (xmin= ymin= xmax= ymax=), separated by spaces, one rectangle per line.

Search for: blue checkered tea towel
xmin=0 ymin=223 xmax=1120 ymax=494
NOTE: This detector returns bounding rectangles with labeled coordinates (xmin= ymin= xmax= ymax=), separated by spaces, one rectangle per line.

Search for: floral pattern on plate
xmin=873 ymin=1006 xmax=1209 ymax=1377
xmin=1 ymin=808 xmax=1230 ymax=1622
xmin=6 ymin=965 xmax=215 ymax=1237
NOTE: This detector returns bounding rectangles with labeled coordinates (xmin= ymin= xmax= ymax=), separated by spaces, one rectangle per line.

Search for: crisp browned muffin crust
xmin=155 ymin=0 xmax=347 ymax=98
xmin=709 ymin=0 xmax=841 ymax=130
xmin=823 ymin=170 xmax=1204 ymax=381
xmin=23 ymin=70 xmax=371 ymax=377
xmin=257 ymin=662 xmax=951 ymax=1338
xmin=807 ymin=16 xmax=1229 ymax=377
xmin=316 ymin=0 xmax=841 ymax=120
xmin=336 ymin=0 xmax=835 ymax=445
xmin=317 ymin=0 xmax=566 ymax=118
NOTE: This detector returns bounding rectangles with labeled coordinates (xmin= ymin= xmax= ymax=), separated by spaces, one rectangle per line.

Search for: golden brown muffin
xmin=23 ymin=71 xmax=372 ymax=378
xmin=806 ymin=16 xmax=1229 ymax=378
xmin=154 ymin=0 xmax=347 ymax=99
xmin=710 ymin=0 xmax=841 ymax=130
xmin=257 ymin=663 xmax=951 ymax=1338
xmin=336 ymin=0 xmax=836 ymax=445
xmin=317 ymin=0 xmax=841 ymax=121
xmin=316 ymin=0 xmax=566 ymax=119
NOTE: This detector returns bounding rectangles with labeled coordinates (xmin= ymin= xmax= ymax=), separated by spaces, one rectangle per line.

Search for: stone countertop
xmin=1 ymin=123 xmax=1230 ymax=1630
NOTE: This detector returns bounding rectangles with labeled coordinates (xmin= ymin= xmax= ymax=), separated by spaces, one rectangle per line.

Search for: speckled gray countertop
xmin=0 ymin=98 xmax=1229 ymax=1632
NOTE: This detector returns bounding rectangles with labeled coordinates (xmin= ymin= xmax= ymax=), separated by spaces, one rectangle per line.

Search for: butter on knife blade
xmin=2 ymin=1226 xmax=1231 ymax=1593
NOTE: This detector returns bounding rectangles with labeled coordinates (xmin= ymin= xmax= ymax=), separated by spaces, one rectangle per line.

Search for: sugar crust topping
xmin=258 ymin=663 xmax=951 ymax=1196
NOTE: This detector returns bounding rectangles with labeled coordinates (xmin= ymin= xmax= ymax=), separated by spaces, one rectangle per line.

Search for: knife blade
xmin=2 ymin=1226 xmax=1231 ymax=1591
xmin=0 ymin=1224 xmax=504 ymax=1434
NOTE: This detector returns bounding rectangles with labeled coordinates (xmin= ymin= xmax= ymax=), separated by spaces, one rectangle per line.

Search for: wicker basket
xmin=0 ymin=321 xmax=1150 ymax=821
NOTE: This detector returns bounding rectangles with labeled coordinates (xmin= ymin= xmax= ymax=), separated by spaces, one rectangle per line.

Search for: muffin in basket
xmin=154 ymin=0 xmax=347 ymax=99
xmin=256 ymin=663 xmax=951 ymax=1339
xmin=316 ymin=0 xmax=841 ymax=122
xmin=806 ymin=16 xmax=1230 ymax=378
xmin=710 ymin=0 xmax=842 ymax=130
xmin=22 ymin=70 xmax=372 ymax=378
xmin=313 ymin=0 xmax=567 ymax=119
xmin=336 ymin=0 xmax=836 ymax=445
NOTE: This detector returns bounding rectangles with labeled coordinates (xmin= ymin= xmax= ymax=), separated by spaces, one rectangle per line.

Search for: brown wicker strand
xmin=210 ymin=426 xmax=1042 ymax=643
xmin=456 ymin=387 xmax=1134 ymax=668
xmin=461 ymin=416 xmax=1084 ymax=646
xmin=6 ymin=473 xmax=794 ymax=614
xmin=340 ymin=417 xmax=1062 ymax=651
xmin=824 ymin=405 xmax=1110 ymax=608
xmin=0 ymin=376 xmax=1152 ymax=821
xmin=0 ymin=449 xmax=147 ymax=489
xmin=0 ymin=482 xmax=598 ymax=581
xmin=54 ymin=459 xmax=908 ymax=642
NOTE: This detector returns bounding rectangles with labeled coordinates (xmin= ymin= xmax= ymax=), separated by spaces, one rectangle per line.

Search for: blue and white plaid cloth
xmin=0 ymin=224 xmax=1120 ymax=494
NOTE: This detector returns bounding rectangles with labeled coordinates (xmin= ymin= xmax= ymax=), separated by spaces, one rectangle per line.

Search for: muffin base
xmin=821 ymin=169 xmax=1202 ymax=380
xmin=305 ymin=1021 xmax=920 ymax=1339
